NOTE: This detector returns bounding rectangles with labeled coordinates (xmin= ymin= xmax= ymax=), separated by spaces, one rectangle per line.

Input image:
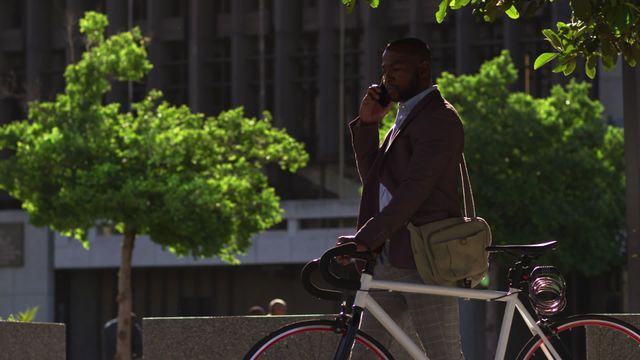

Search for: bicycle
xmin=245 ymin=241 xmax=640 ymax=359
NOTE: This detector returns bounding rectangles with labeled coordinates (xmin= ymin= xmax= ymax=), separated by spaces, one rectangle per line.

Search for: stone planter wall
xmin=0 ymin=321 xmax=65 ymax=360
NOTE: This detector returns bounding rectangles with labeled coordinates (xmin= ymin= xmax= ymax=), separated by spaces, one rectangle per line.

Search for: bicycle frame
xmin=352 ymin=272 xmax=562 ymax=360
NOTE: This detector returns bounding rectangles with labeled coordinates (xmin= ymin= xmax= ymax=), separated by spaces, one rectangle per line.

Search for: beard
xmin=395 ymin=73 xmax=423 ymax=102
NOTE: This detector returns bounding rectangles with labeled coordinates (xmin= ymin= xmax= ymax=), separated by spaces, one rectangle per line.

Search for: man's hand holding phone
xmin=359 ymin=82 xmax=393 ymax=125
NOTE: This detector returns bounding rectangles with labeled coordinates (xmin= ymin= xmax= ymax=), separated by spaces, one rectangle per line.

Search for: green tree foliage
xmin=0 ymin=11 xmax=307 ymax=359
xmin=0 ymin=306 xmax=39 ymax=322
xmin=438 ymin=51 xmax=623 ymax=275
xmin=343 ymin=0 xmax=640 ymax=79
xmin=0 ymin=11 xmax=307 ymax=260
xmin=379 ymin=103 xmax=398 ymax=144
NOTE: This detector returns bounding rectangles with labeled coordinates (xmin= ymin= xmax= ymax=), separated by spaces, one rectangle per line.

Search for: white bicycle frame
xmin=353 ymin=272 xmax=562 ymax=360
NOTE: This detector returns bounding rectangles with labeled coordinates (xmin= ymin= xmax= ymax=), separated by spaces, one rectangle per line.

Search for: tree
xmin=0 ymin=12 xmax=308 ymax=360
xmin=342 ymin=0 xmax=640 ymax=78
xmin=439 ymin=51 xmax=624 ymax=275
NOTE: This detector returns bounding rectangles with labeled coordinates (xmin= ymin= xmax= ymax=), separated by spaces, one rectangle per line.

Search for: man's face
xmin=381 ymin=49 xmax=427 ymax=102
xmin=271 ymin=304 xmax=287 ymax=315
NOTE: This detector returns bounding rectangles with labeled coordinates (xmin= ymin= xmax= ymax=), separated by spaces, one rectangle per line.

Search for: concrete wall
xmin=586 ymin=314 xmax=640 ymax=359
xmin=0 ymin=321 xmax=65 ymax=359
xmin=0 ymin=211 xmax=54 ymax=322
xmin=143 ymin=315 xmax=334 ymax=359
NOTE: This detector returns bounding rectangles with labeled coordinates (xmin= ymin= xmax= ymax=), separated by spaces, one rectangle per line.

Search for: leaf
xmin=612 ymin=4 xmax=631 ymax=33
xmin=571 ymin=0 xmax=592 ymax=21
xmin=621 ymin=42 xmax=637 ymax=66
xmin=367 ymin=0 xmax=379 ymax=8
xmin=633 ymin=45 xmax=640 ymax=65
xmin=556 ymin=22 xmax=569 ymax=34
xmin=585 ymin=55 xmax=597 ymax=79
xmin=552 ymin=63 xmax=566 ymax=73
xmin=436 ymin=0 xmax=451 ymax=23
xmin=450 ymin=0 xmax=471 ymax=10
xmin=341 ymin=0 xmax=356 ymax=13
xmin=534 ymin=52 xmax=559 ymax=70
xmin=563 ymin=58 xmax=577 ymax=75
xmin=542 ymin=29 xmax=563 ymax=51
xmin=505 ymin=5 xmax=520 ymax=19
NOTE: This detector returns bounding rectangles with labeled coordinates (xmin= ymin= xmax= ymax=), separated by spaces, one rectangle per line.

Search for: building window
xmin=248 ymin=35 xmax=274 ymax=116
xmin=0 ymin=52 xmax=25 ymax=102
xmin=427 ymin=21 xmax=455 ymax=79
xmin=294 ymin=33 xmax=319 ymax=158
xmin=132 ymin=0 xmax=147 ymax=21
xmin=3 ymin=0 xmax=23 ymax=29
xmin=162 ymin=40 xmax=188 ymax=106
xmin=472 ymin=19 xmax=503 ymax=67
xmin=521 ymin=10 xmax=554 ymax=97
xmin=205 ymin=38 xmax=231 ymax=115
xmin=213 ymin=0 xmax=230 ymax=14
xmin=44 ymin=49 xmax=67 ymax=99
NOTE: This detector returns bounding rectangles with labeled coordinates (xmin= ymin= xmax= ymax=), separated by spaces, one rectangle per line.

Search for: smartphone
xmin=377 ymin=83 xmax=390 ymax=107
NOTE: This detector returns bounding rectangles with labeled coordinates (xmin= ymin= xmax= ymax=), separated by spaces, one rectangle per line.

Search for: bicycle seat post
xmin=508 ymin=255 xmax=533 ymax=291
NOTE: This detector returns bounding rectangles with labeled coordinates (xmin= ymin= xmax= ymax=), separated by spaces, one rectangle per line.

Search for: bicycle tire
xmin=244 ymin=319 xmax=394 ymax=360
xmin=516 ymin=314 xmax=640 ymax=359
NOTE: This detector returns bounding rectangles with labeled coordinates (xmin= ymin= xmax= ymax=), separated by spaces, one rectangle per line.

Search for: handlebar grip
xmin=319 ymin=243 xmax=361 ymax=290
xmin=301 ymin=260 xmax=342 ymax=302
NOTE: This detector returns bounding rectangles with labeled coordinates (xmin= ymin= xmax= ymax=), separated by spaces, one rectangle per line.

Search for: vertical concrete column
xmin=273 ymin=0 xmax=301 ymax=131
xmin=231 ymin=0 xmax=251 ymax=111
xmin=504 ymin=19 xmax=523 ymax=90
xmin=188 ymin=0 xmax=208 ymax=113
xmin=146 ymin=0 xmax=166 ymax=91
xmin=106 ymin=0 xmax=128 ymax=107
xmin=455 ymin=7 xmax=473 ymax=75
xmin=623 ymin=65 xmax=640 ymax=312
xmin=26 ymin=0 xmax=50 ymax=101
xmin=317 ymin=1 xmax=338 ymax=162
xmin=361 ymin=3 xmax=387 ymax=88
xmin=408 ymin=0 xmax=428 ymax=41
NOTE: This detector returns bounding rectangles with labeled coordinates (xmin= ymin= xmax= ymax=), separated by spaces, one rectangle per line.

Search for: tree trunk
xmin=115 ymin=226 xmax=136 ymax=360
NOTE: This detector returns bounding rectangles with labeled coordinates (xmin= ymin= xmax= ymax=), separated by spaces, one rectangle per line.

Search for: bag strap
xmin=459 ymin=153 xmax=476 ymax=218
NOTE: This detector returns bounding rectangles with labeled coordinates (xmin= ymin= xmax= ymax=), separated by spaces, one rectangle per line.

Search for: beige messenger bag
xmin=408 ymin=154 xmax=491 ymax=288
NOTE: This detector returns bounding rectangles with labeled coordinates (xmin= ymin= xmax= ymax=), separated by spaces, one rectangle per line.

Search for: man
xmin=340 ymin=38 xmax=465 ymax=359
xmin=268 ymin=298 xmax=288 ymax=315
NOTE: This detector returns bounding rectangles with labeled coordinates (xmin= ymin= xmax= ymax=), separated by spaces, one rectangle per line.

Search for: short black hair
xmin=385 ymin=38 xmax=431 ymax=63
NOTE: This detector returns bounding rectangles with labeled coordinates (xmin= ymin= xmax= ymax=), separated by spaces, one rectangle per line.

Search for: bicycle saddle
xmin=486 ymin=240 xmax=557 ymax=257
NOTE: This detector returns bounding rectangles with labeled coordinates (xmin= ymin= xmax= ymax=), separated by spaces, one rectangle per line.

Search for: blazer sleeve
xmin=354 ymin=109 xmax=463 ymax=250
xmin=349 ymin=117 xmax=380 ymax=184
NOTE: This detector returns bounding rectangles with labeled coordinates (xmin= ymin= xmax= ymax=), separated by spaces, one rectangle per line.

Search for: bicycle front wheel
xmin=244 ymin=319 xmax=393 ymax=360
xmin=517 ymin=314 xmax=640 ymax=360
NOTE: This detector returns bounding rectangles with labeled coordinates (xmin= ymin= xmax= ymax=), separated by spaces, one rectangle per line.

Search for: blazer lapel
xmin=384 ymin=89 xmax=441 ymax=154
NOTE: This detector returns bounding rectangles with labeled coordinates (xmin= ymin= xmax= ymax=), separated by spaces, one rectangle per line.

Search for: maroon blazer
xmin=350 ymin=89 xmax=464 ymax=269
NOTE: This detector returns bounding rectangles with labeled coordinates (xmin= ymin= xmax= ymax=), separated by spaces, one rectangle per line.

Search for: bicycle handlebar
xmin=301 ymin=260 xmax=342 ymax=302
xmin=301 ymin=242 xmax=373 ymax=301
xmin=319 ymin=243 xmax=363 ymax=290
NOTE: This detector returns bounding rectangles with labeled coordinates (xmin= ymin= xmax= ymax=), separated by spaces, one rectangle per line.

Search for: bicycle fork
xmin=333 ymin=305 xmax=363 ymax=360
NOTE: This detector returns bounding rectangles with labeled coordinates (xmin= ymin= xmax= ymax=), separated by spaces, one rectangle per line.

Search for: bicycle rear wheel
xmin=244 ymin=319 xmax=393 ymax=360
xmin=516 ymin=314 xmax=640 ymax=359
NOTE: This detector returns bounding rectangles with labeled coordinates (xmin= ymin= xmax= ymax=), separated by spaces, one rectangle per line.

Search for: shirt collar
xmin=395 ymin=85 xmax=437 ymax=127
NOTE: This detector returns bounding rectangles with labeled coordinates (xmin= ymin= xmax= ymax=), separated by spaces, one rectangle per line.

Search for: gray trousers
xmin=352 ymin=260 xmax=465 ymax=360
